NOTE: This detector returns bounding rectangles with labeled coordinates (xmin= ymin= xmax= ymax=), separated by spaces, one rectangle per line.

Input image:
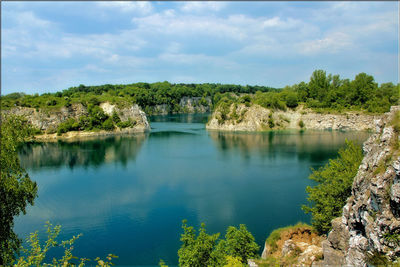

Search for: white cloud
xmin=97 ymin=1 xmax=153 ymax=15
xmin=180 ymin=1 xmax=226 ymax=13
xmin=299 ymin=32 xmax=354 ymax=55
xmin=1 ymin=2 xmax=398 ymax=93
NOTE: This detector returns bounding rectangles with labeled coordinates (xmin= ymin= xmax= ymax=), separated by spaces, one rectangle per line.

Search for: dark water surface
xmin=15 ymin=113 xmax=370 ymax=266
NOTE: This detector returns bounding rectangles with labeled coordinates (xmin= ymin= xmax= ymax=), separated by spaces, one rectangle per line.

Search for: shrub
xmin=102 ymin=118 xmax=115 ymax=131
xmin=298 ymin=120 xmax=305 ymax=128
xmin=178 ymin=221 xmax=259 ymax=267
xmin=57 ymin=118 xmax=79 ymax=135
xmin=285 ymin=92 xmax=299 ymax=108
xmin=15 ymin=222 xmax=117 ymax=266
xmin=117 ymin=120 xmax=136 ymax=129
xmin=302 ymin=140 xmax=363 ymax=234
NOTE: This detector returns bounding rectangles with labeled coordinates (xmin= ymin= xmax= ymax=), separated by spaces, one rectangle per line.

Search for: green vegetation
xmin=302 ymin=140 xmax=363 ymax=234
xmin=213 ymin=70 xmax=398 ymax=124
xmin=55 ymin=104 xmax=136 ymax=135
xmin=1 ymin=82 xmax=276 ymax=115
xmin=15 ymin=222 xmax=117 ymax=266
xmin=0 ymin=115 xmax=38 ymax=265
xmin=211 ymin=70 xmax=398 ymax=125
xmin=177 ymin=220 xmax=259 ymax=266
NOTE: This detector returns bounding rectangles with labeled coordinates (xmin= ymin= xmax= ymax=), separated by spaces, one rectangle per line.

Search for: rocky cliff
xmin=206 ymin=104 xmax=380 ymax=132
xmin=145 ymin=96 xmax=212 ymax=115
xmin=1 ymin=102 xmax=150 ymax=135
xmin=322 ymin=106 xmax=400 ymax=265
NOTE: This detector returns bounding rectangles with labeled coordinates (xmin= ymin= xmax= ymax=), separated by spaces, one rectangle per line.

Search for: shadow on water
xmin=19 ymin=133 xmax=148 ymax=171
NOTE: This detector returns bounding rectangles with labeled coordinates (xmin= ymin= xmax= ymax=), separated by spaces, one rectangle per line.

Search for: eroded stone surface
xmin=322 ymin=106 xmax=400 ymax=266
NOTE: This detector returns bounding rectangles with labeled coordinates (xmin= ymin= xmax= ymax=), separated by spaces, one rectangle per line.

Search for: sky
xmin=1 ymin=1 xmax=399 ymax=95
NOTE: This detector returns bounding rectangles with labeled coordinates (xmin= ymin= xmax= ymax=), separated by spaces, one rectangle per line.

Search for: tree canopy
xmin=177 ymin=220 xmax=259 ymax=266
xmin=0 ymin=115 xmax=38 ymax=265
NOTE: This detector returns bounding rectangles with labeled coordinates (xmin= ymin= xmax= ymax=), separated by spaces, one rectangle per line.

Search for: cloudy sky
xmin=1 ymin=1 xmax=399 ymax=95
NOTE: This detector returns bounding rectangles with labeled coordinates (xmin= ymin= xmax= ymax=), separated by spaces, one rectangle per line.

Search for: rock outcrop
xmin=1 ymin=102 xmax=150 ymax=134
xmin=145 ymin=96 xmax=212 ymax=115
xmin=322 ymin=106 xmax=400 ymax=266
xmin=254 ymin=225 xmax=325 ymax=266
xmin=206 ymin=104 xmax=380 ymax=132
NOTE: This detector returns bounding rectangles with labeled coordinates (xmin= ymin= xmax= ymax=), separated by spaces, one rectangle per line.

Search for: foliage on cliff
xmin=212 ymin=70 xmax=398 ymax=124
xmin=1 ymin=82 xmax=276 ymax=114
xmin=56 ymin=104 xmax=135 ymax=135
xmin=302 ymin=140 xmax=363 ymax=234
xmin=0 ymin=115 xmax=38 ymax=265
xmin=177 ymin=220 xmax=259 ymax=266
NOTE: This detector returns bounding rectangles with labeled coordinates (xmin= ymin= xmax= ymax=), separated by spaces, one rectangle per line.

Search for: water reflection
xmin=19 ymin=133 xmax=148 ymax=171
xmin=209 ymin=130 xmax=370 ymax=166
xmin=150 ymin=113 xmax=211 ymax=124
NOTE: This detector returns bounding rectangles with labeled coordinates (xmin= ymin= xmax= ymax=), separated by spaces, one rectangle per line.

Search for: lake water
xmin=15 ymin=113 xmax=370 ymax=266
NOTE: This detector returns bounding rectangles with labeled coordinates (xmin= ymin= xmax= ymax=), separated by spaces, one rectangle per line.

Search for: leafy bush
xmin=15 ymin=222 xmax=117 ymax=266
xmin=177 ymin=220 xmax=259 ymax=267
xmin=57 ymin=118 xmax=79 ymax=135
xmin=102 ymin=118 xmax=115 ymax=131
xmin=302 ymin=140 xmax=363 ymax=234
xmin=285 ymin=91 xmax=299 ymax=108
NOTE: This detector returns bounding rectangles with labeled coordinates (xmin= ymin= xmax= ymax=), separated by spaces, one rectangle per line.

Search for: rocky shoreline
xmin=1 ymin=102 xmax=150 ymax=141
xmin=252 ymin=106 xmax=400 ymax=266
xmin=207 ymin=104 xmax=381 ymax=132
xmin=32 ymin=126 xmax=149 ymax=142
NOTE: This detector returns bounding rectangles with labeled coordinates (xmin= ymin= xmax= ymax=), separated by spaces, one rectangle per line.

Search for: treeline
xmin=214 ymin=70 xmax=399 ymax=115
xmin=0 ymin=82 xmax=276 ymax=114
xmin=2 ymin=70 xmax=398 ymax=114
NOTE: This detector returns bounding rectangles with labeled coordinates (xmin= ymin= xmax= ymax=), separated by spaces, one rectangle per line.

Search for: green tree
xmin=308 ymin=70 xmax=330 ymax=102
xmin=224 ymin=225 xmax=259 ymax=264
xmin=178 ymin=221 xmax=259 ymax=266
xmin=0 ymin=115 xmax=38 ymax=265
xmin=178 ymin=220 xmax=221 ymax=267
xmin=302 ymin=140 xmax=363 ymax=234
xmin=350 ymin=72 xmax=377 ymax=106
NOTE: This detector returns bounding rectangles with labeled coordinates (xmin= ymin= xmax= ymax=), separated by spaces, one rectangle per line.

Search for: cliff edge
xmin=1 ymin=102 xmax=150 ymax=139
xmin=206 ymin=104 xmax=380 ymax=132
xmin=323 ymin=106 xmax=400 ymax=266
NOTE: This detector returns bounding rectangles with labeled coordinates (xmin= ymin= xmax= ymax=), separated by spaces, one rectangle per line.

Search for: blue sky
xmin=1 ymin=1 xmax=399 ymax=95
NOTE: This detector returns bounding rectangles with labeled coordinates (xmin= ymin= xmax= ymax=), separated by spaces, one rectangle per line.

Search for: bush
xmin=178 ymin=221 xmax=259 ymax=266
xmin=57 ymin=118 xmax=79 ymax=135
xmin=102 ymin=118 xmax=115 ymax=131
xmin=285 ymin=92 xmax=298 ymax=108
xmin=302 ymin=140 xmax=363 ymax=234
xmin=15 ymin=222 xmax=117 ymax=266
xmin=298 ymin=120 xmax=305 ymax=128
xmin=224 ymin=225 xmax=259 ymax=263
xmin=117 ymin=120 xmax=135 ymax=129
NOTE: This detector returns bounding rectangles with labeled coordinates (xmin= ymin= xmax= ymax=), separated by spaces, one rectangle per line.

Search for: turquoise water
xmin=15 ymin=113 xmax=370 ymax=266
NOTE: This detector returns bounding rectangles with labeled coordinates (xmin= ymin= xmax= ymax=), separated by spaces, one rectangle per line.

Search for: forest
xmin=1 ymin=70 xmax=398 ymax=115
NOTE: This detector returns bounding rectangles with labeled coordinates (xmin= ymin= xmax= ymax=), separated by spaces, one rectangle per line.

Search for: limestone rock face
xmin=2 ymin=102 xmax=150 ymax=133
xmin=206 ymin=104 xmax=380 ymax=132
xmin=1 ymin=103 xmax=89 ymax=132
xmin=146 ymin=97 xmax=212 ymax=115
xmin=322 ymin=106 xmax=400 ymax=266
xmin=259 ymin=226 xmax=325 ymax=266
